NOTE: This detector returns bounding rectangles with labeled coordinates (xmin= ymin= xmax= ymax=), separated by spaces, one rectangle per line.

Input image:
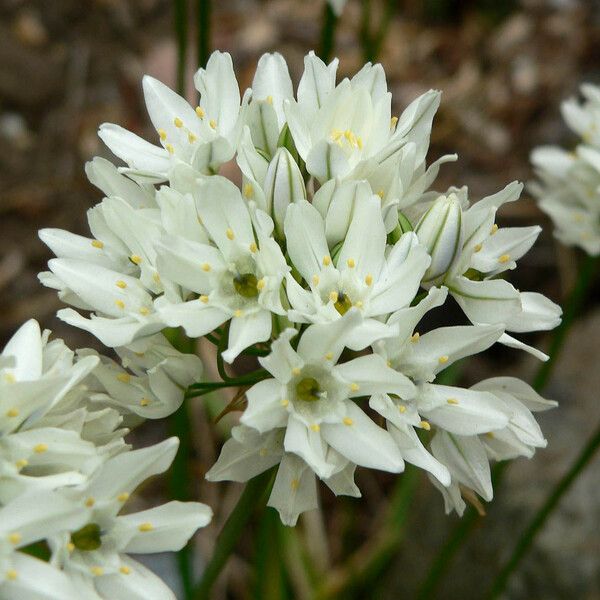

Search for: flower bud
xmin=415 ymin=193 xmax=463 ymax=283
xmin=264 ymin=147 xmax=306 ymax=237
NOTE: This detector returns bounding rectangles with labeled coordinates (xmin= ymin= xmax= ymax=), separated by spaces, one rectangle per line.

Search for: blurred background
xmin=1 ymin=0 xmax=600 ymax=598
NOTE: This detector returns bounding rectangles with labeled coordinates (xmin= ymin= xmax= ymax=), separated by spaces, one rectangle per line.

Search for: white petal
xmin=2 ymin=319 xmax=42 ymax=381
xmin=504 ymin=292 xmax=562 ymax=333
xmin=284 ymin=417 xmax=336 ymax=479
xmin=222 ymin=310 xmax=272 ymax=363
xmin=252 ymin=52 xmax=293 ymax=128
xmin=268 ymin=454 xmax=318 ymax=527
xmin=241 ymin=379 xmax=288 ymax=433
xmin=321 ymin=403 xmax=404 ymax=472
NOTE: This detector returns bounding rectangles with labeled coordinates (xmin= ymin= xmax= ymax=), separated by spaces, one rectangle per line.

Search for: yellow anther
xmin=365 ymin=274 xmax=373 ymax=286
xmin=486 ymin=431 xmax=495 ymax=439
xmin=130 ymin=255 xmax=142 ymax=265
xmin=3 ymin=372 xmax=15 ymax=384
xmin=117 ymin=373 xmax=131 ymax=384
xmin=377 ymin=189 xmax=385 ymax=199
xmin=350 ymin=383 xmax=360 ymax=392
xmin=115 ymin=280 xmax=127 ymax=289
xmin=343 ymin=417 xmax=354 ymax=426
xmin=398 ymin=405 xmax=407 ymax=413
xmin=226 ymin=228 xmax=235 ymax=240
xmin=153 ymin=272 xmax=161 ymax=283
xmin=325 ymin=352 xmax=333 ymax=360
xmin=91 ymin=239 xmax=104 ymax=249
xmin=138 ymin=523 xmax=154 ymax=532
xmin=473 ymin=243 xmax=482 ymax=252
xmin=329 ymin=291 xmax=339 ymax=303
xmin=201 ymin=262 xmax=211 ymax=272
xmin=158 ymin=128 xmax=167 ymax=140
xmin=85 ymin=497 xmax=95 ymax=508
xmin=115 ymin=300 xmax=125 ymax=310
xmin=410 ymin=332 xmax=420 ymax=342
xmin=356 ymin=137 xmax=363 ymax=149
xmin=67 ymin=542 xmax=75 ymax=552
xmin=173 ymin=117 xmax=183 ymax=128
xmin=15 ymin=459 xmax=28 ymax=469
xmin=8 ymin=533 xmax=21 ymax=545
xmin=331 ymin=128 xmax=343 ymax=141
xmin=312 ymin=275 xmax=320 ymax=286
xmin=291 ymin=367 xmax=301 ymax=376
xmin=390 ymin=116 xmax=398 ymax=128
xmin=249 ymin=242 xmax=258 ymax=253
xmin=438 ymin=355 xmax=449 ymax=364
xmin=280 ymin=399 xmax=289 ymax=407
xmin=447 ymin=398 xmax=459 ymax=405
xmin=188 ymin=132 xmax=197 ymax=143
xmin=139 ymin=307 xmax=150 ymax=316
xmin=165 ymin=143 xmax=175 ymax=154
xmin=386 ymin=360 xmax=392 ymax=367
xmin=140 ymin=398 xmax=150 ymax=407
xmin=233 ymin=309 xmax=243 ymax=318
xmin=310 ymin=424 xmax=320 ymax=432
xmin=90 ymin=567 xmax=104 ymax=576
xmin=256 ymin=278 xmax=266 ymax=290
xmin=354 ymin=301 xmax=363 ymax=308
xmin=243 ymin=182 xmax=254 ymax=198
xmin=6 ymin=408 xmax=19 ymax=418
xmin=498 ymin=254 xmax=510 ymax=264
xmin=6 ymin=570 xmax=17 ymax=581
xmin=259 ymin=448 xmax=268 ymax=457
xmin=117 ymin=492 xmax=130 ymax=502
xmin=290 ymin=478 xmax=300 ymax=490
xmin=120 ymin=566 xmax=131 ymax=575
xmin=33 ymin=443 xmax=48 ymax=454
xmin=199 ymin=295 xmax=209 ymax=303
xmin=322 ymin=255 xmax=331 ymax=266
xmin=346 ymin=258 xmax=355 ymax=268
xmin=195 ymin=106 xmax=205 ymax=118
xmin=266 ymin=95 xmax=273 ymax=105
xmin=209 ymin=119 xmax=217 ymax=129
xmin=420 ymin=420 xmax=431 ymax=431
xmin=490 ymin=224 xmax=499 ymax=235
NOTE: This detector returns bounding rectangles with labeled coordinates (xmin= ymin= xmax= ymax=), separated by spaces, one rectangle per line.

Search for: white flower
xmin=154 ymin=176 xmax=289 ymax=362
xmin=98 ymin=51 xmax=249 ymax=181
xmin=284 ymin=197 xmax=431 ymax=349
xmin=50 ymin=438 xmax=212 ymax=600
xmin=0 ymin=492 xmax=87 ymax=599
xmin=530 ymin=84 xmax=600 ymax=255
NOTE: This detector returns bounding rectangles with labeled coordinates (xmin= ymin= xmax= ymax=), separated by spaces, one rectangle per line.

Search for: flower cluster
xmin=531 ymin=82 xmax=600 ymax=255
xmin=35 ymin=49 xmax=561 ymax=534
xmin=0 ymin=320 xmax=209 ymax=599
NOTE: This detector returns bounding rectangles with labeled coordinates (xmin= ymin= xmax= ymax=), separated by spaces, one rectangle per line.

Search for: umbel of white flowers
xmin=530 ymin=82 xmax=600 ymax=256
xmin=31 ymin=47 xmax=562 ymax=543
xmin=0 ymin=320 xmax=210 ymax=600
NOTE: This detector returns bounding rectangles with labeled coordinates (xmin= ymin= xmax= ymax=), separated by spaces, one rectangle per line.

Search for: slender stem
xmin=315 ymin=466 xmax=419 ymax=600
xmin=360 ymin=0 xmax=373 ymax=63
xmin=196 ymin=0 xmax=211 ymax=69
xmin=193 ymin=469 xmax=275 ymax=599
xmin=319 ymin=3 xmax=338 ymax=63
xmin=533 ymin=254 xmax=599 ymax=390
xmin=415 ymin=253 xmax=599 ymax=598
xmin=486 ymin=422 xmax=600 ymax=599
xmin=174 ymin=0 xmax=188 ymax=95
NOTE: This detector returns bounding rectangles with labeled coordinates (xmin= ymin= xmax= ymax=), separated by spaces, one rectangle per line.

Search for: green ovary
xmin=334 ymin=292 xmax=353 ymax=315
xmin=71 ymin=523 xmax=102 ymax=551
xmin=296 ymin=377 xmax=321 ymax=402
xmin=233 ymin=273 xmax=259 ymax=298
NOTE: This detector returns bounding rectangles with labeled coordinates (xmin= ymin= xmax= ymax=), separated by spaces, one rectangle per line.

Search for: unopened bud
xmin=264 ymin=148 xmax=306 ymax=236
xmin=415 ymin=193 xmax=463 ymax=282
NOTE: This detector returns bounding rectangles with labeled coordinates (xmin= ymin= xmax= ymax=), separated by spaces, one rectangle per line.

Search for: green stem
xmin=533 ymin=254 xmax=599 ymax=390
xmin=319 ymin=3 xmax=338 ymax=63
xmin=193 ymin=469 xmax=275 ymax=599
xmin=415 ymin=253 xmax=599 ymax=598
xmin=486 ymin=422 xmax=600 ymax=599
xmin=174 ymin=0 xmax=188 ymax=95
xmin=196 ymin=0 xmax=211 ymax=69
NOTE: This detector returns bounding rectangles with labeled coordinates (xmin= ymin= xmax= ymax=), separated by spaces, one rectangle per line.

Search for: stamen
xmin=209 ymin=119 xmax=217 ymax=129
xmin=8 ymin=533 xmax=21 ymax=545
xmin=33 ymin=443 xmax=48 ymax=454
xmin=447 ymin=398 xmax=459 ymax=405
xmin=130 ymin=255 xmax=142 ymax=265
xmin=498 ymin=254 xmax=510 ymax=263
xmin=243 ymin=183 xmax=254 ymax=198
xmin=117 ymin=373 xmax=131 ymax=383
xmin=411 ymin=332 xmax=420 ymax=342
xmin=350 ymin=383 xmax=360 ymax=392
xmin=438 ymin=355 xmax=449 ymax=364
xmin=195 ymin=106 xmax=205 ymax=118
xmin=365 ymin=274 xmax=373 ymax=286
xmin=312 ymin=274 xmax=320 ymax=286
xmin=201 ymin=263 xmax=211 ymax=272
xmin=490 ymin=224 xmax=498 ymax=235
xmin=120 ymin=566 xmax=131 ymax=575
xmin=115 ymin=300 xmax=125 ymax=310
xmin=343 ymin=417 xmax=353 ymax=426
xmin=310 ymin=424 xmax=320 ymax=432
xmin=199 ymin=295 xmax=209 ymax=303
xmin=173 ymin=117 xmax=183 ymax=128
xmin=157 ymin=129 xmax=167 ymax=141
xmin=91 ymin=239 xmax=104 ymax=249
xmin=140 ymin=398 xmax=150 ymax=407
xmin=249 ymin=242 xmax=258 ymax=253
xmin=138 ymin=523 xmax=154 ymax=532
xmin=322 ymin=256 xmax=331 ymax=266
xmin=6 ymin=408 xmax=19 ymax=418
xmin=165 ymin=143 xmax=175 ymax=154
xmin=346 ymin=258 xmax=355 ymax=268
xmin=226 ymin=228 xmax=235 ymax=240
xmin=115 ymin=280 xmax=127 ymax=289
xmin=420 ymin=420 xmax=431 ymax=431
xmin=117 ymin=493 xmax=130 ymax=502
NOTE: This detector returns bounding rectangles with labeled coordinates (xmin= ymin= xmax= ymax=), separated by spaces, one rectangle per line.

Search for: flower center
xmin=334 ymin=292 xmax=353 ymax=316
xmin=295 ymin=377 xmax=321 ymax=402
xmin=233 ymin=273 xmax=259 ymax=298
xmin=71 ymin=523 xmax=102 ymax=551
